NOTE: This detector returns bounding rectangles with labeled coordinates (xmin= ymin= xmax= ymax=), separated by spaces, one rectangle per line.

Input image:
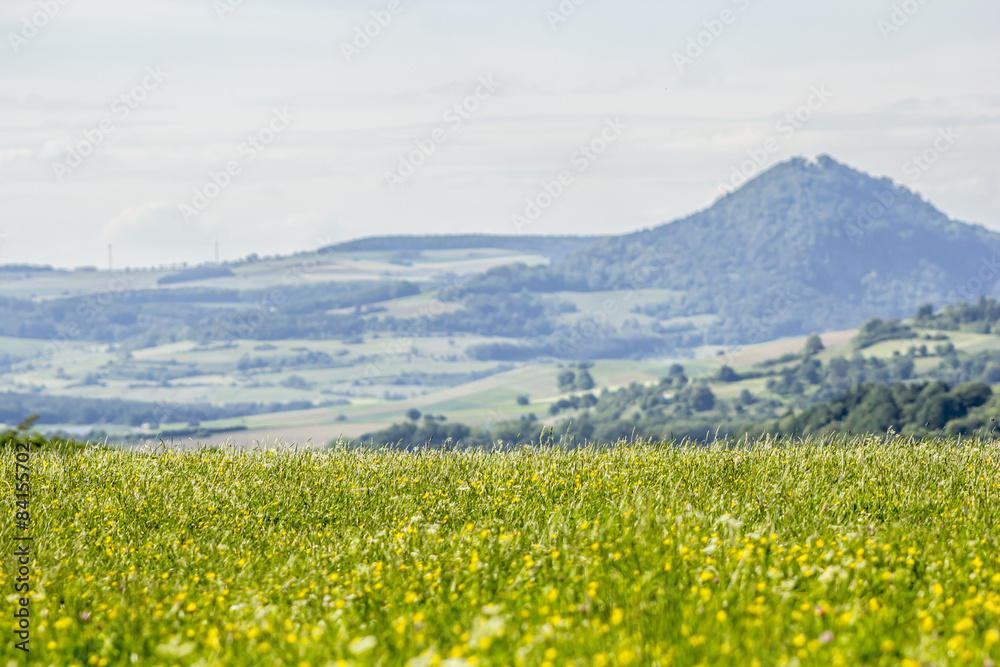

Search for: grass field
xmin=3 ymin=436 xmax=1000 ymax=666
xmin=6 ymin=244 xmax=999 ymax=448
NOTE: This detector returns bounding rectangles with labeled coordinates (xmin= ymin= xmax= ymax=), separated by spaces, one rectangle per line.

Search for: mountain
xmin=466 ymin=155 xmax=1000 ymax=344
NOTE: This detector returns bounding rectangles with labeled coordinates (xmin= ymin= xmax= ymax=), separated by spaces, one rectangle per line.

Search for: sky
xmin=1 ymin=0 xmax=998 ymax=269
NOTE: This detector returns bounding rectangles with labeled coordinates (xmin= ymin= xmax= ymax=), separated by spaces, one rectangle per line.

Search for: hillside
xmin=362 ymin=304 xmax=1000 ymax=448
xmin=321 ymin=234 xmax=602 ymax=262
xmin=465 ymin=155 xmax=1000 ymax=344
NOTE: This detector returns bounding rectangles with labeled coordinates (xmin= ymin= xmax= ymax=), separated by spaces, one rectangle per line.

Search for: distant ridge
xmin=157 ymin=265 xmax=235 ymax=285
xmin=0 ymin=264 xmax=56 ymax=273
xmin=321 ymin=234 xmax=604 ymax=261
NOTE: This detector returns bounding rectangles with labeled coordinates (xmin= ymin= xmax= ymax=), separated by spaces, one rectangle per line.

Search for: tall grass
xmin=2 ymin=435 xmax=999 ymax=665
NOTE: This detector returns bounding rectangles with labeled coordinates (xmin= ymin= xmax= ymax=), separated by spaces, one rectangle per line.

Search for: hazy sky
xmin=2 ymin=0 xmax=998 ymax=268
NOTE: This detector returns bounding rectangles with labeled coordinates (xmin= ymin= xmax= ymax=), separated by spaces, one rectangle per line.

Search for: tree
xmin=855 ymin=318 xmax=916 ymax=349
xmin=689 ymin=385 xmax=716 ymax=412
xmin=576 ymin=370 xmax=595 ymax=391
xmin=406 ymin=408 xmax=422 ymax=422
xmin=280 ymin=375 xmax=312 ymax=390
xmin=665 ymin=364 xmax=688 ymax=387
xmin=557 ymin=370 xmax=576 ymax=392
xmin=842 ymin=384 xmax=901 ymax=434
xmin=951 ymin=382 xmax=992 ymax=411
xmin=516 ymin=395 xmax=530 ymax=406
xmin=718 ymin=365 xmax=741 ymax=382
xmin=804 ymin=334 xmax=825 ymax=356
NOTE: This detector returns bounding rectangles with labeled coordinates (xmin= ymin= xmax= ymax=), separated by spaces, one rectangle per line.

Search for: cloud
xmin=102 ymin=201 xmax=178 ymax=238
xmin=100 ymin=201 xmax=214 ymax=265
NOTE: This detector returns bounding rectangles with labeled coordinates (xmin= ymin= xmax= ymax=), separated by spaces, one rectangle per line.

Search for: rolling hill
xmin=320 ymin=234 xmax=602 ymax=262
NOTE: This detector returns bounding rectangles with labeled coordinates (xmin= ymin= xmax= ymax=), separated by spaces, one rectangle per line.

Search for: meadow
xmin=3 ymin=436 xmax=1000 ymax=666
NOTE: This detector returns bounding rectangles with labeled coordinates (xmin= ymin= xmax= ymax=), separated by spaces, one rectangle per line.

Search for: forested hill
xmin=462 ymin=155 xmax=1000 ymax=343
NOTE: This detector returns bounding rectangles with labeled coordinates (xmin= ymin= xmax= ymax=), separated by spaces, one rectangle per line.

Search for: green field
xmin=3 ymin=318 xmax=997 ymax=448
xmin=0 ymin=249 xmax=552 ymax=300
xmin=4 ymin=240 xmax=1000 ymax=447
xmin=3 ymin=436 xmax=1000 ymax=665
